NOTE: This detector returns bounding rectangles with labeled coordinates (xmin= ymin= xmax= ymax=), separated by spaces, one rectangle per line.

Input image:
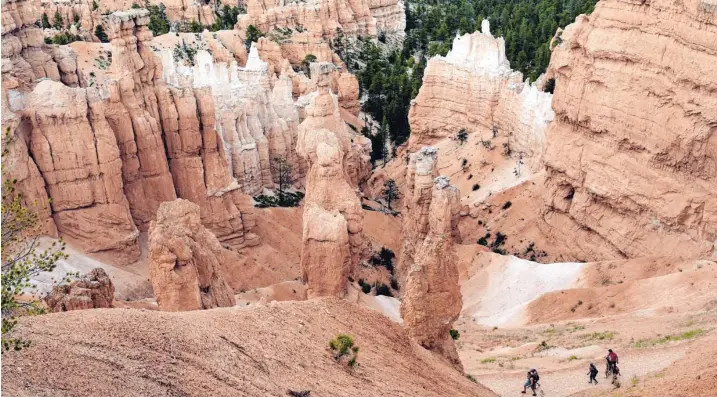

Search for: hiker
xmin=606 ymin=349 xmax=618 ymax=374
xmin=588 ymin=362 xmax=599 ymax=384
xmin=521 ymin=369 xmax=539 ymax=396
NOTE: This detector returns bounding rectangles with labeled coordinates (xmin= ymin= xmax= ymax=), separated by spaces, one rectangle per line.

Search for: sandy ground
xmin=455 ymin=252 xmax=717 ymax=397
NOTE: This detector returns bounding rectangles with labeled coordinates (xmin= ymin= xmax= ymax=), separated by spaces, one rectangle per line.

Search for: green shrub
xmin=481 ymin=357 xmax=496 ymax=363
xmin=147 ymin=3 xmax=170 ymax=36
xmin=456 ymin=128 xmax=468 ymax=144
xmin=544 ymin=78 xmax=556 ymax=94
xmin=370 ymin=247 xmax=395 ymax=273
xmin=449 ymin=328 xmax=460 ymax=340
xmin=361 ymin=282 xmax=371 ymax=294
xmin=580 ymin=331 xmax=616 ymax=341
xmin=329 ymin=334 xmax=359 ymax=367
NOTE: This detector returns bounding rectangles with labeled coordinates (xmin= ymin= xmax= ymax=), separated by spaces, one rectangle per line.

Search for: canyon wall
xmin=542 ymin=0 xmax=717 ymax=260
xmin=409 ymin=20 xmax=554 ymax=170
xmin=237 ymin=0 xmax=405 ymax=39
xmin=401 ymin=176 xmax=463 ymax=369
xmin=1 ymin=11 xmax=273 ymax=262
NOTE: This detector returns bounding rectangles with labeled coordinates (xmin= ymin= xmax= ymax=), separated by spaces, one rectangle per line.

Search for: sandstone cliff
xmin=401 ymin=176 xmax=463 ymax=369
xmin=239 ymin=0 xmax=374 ymax=39
xmin=542 ymin=0 xmax=717 ymax=260
xmin=409 ymin=20 xmax=554 ymax=171
xmin=44 ymin=268 xmax=115 ymax=312
xmin=237 ymin=0 xmax=404 ymax=40
xmin=2 ymin=11 xmax=269 ymax=260
xmin=148 ymin=199 xmax=236 ymax=311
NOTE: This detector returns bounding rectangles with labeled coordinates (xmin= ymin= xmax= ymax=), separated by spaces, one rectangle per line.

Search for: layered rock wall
xmin=409 ymin=20 xmax=554 ymax=170
xmin=1 ymin=0 xmax=78 ymax=89
xmin=238 ymin=0 xmax=376 ymax=39
xmin=25 ymin=80 xmax=141 ymax=262
xmin=542 ymin=0 xmax=717 ymax=260
xmin=148 ymin=199 xmax=236 ymax=311
xmin=400 ymin=176 xmax=463 ymax=369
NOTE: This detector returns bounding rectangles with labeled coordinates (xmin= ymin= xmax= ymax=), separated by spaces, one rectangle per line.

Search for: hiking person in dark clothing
xmin=521 ymin=369 xmax=539 ymax=396
xmin=588 ymin=362 xmax=599 ymax=384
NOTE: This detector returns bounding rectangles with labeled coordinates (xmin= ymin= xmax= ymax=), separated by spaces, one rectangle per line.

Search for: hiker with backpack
xmin=521 ymin=368 xmax=540 ymax=396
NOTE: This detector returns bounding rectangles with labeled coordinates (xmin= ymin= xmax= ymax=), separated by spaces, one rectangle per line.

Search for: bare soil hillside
xmin=2 ymin=299 xmax=496 ymax=397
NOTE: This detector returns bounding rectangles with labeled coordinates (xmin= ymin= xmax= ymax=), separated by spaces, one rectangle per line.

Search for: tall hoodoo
xmin=396 ymin=146 xmax=438 ymax=287
xmin=148 ymin=199 xmax=236 ymax=312
xmin=297 ymin=64 xmax=369 ymax=298
xmin=409 ymin=20 xmax=554 ymax=170
xmin=542 ymin=0 xmax=717 ymax=260
xmin=401 ymin=175 xmax=463 ymax=370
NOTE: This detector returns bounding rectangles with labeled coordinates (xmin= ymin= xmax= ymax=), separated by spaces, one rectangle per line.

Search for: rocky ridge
xmin=1 ymin=8 xmax=372 ymax=263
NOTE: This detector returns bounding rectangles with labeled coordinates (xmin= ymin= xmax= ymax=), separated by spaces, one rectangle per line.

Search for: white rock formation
xmin=409 ymin=20 xmax=554 ymax=170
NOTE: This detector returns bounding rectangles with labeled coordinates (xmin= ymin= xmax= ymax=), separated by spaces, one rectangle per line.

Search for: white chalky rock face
xmin=409 ymin=19 xmax=554 ymax=170
xmin=161 ymin=44 xmax=303 ymax=196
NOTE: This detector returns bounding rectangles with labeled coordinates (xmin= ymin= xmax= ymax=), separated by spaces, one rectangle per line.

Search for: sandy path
xmin=476 ymin=347 xmax=685 ymax=397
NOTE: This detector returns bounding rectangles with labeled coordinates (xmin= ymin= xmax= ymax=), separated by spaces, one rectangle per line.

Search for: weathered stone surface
xmin=148 ymin=199 xmax=236 ymax=311
xmin=542 ymin=0 xmax=717 ymax=260
xmin=2 ymin=0 xmax=61 ymax=89
xmin=300 ymin=205 xmax=352 ymax=298
xmin=296 ymin=65 xmax=370 ymax=297
xmin=396 ymin=146 xmax=438 ymax=287
xmin=44 ymin=268 xmax=115 ymax=312
xmin=401 ymin=176 xmax=463 ymax=369
xmin=409 ymin=20 xmax=554 ymax=170
xmin=297 ymin=62 xmax=371 ymax=186
xmin=25 ymin=80 xmax=140 ymax=263
xmin=238 ymin=0 xmax=376 ymax=40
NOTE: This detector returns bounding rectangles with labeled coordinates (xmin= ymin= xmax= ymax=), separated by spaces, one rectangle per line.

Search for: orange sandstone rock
xmin=148 ymin=199 xmax=236 ymax=311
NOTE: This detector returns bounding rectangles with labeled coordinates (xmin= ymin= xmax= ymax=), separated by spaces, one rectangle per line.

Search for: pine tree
xmin=382 ymin=179 xmax=400 ymax=211
xmin=94 ymin=24 xmax=109 ymax=43
xmin=52 ymin=10 xmax=64 ymax=30
xmin=1 ymin=128 xmax=70 ymax=353
xmin=41 ymin=13 xmax=50 ymax=29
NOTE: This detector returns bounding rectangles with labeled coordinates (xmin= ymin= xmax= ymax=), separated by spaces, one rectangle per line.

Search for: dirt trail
xmin=477 ymin=347 xmax=685 ymax=397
